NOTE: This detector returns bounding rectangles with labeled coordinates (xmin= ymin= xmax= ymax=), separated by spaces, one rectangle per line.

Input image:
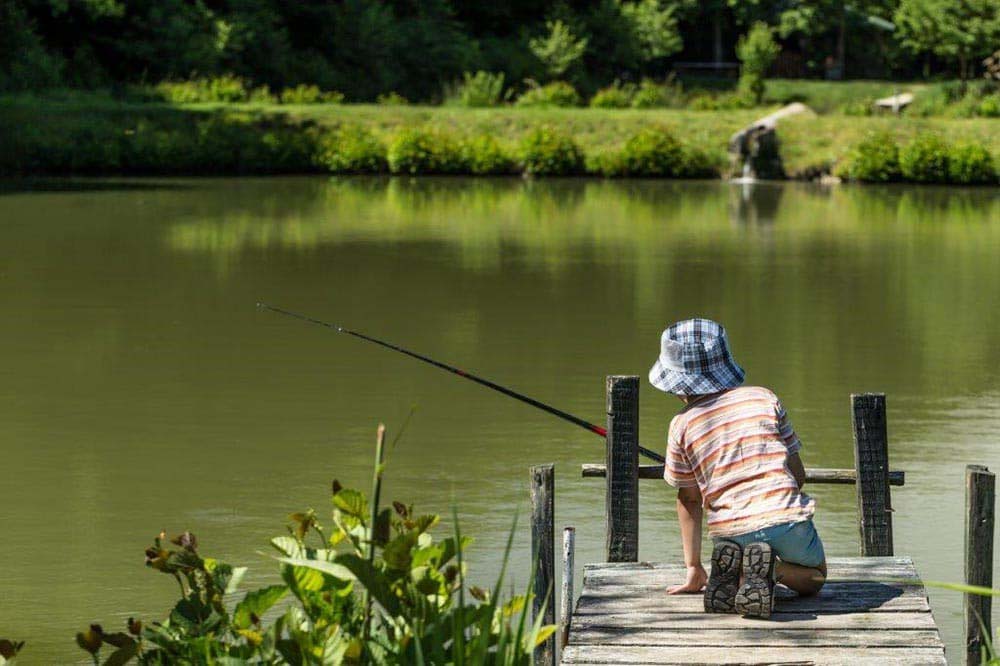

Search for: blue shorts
xmin=716 ymin=519 xmax=826 ymax=569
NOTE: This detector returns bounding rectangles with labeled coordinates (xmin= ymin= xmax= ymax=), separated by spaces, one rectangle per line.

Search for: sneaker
xmin=735 ymin=542 xmax=776 ymax=619
xmin=704 ymin=540 xmax=742 ymax=613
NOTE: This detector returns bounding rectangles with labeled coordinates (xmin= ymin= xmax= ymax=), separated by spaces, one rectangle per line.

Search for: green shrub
xmin=156 ymin=75 xmax=250 ymax=104
xmin=247 ymin=85 xmax=277 ymax=104
xmin=317 ymin=125 xmax=387 ymax=173
xmin=279 ymin=84 xmax=343 ymax=104
xmin=519 ymin=126 xmax=584 ymax=175
xmin=585 ymin=149 xmax=626 ymax=177
xmin=841 ymin=99 xmax=874 ymax=116
xmin=75 ymin=427 xmax=554 ymax=665
xmin=899 ymin=133 xmax=950 ymax=183
xmin=907 ymin=84 xmax=951 ymax=117
xmin=515 ymin=81 xmax=581 ymax=108
xmin=840 ymin=131 xmax=901 ymax=182
xmin=947 ymin=142 xmax=996 ymax=184
xmin=687 ymin=92 xmax=749 ymax=111
xmin=677 ymin=145 xmax=722 ymax=178
xmin=376 ymin=92 xmax=408 ymax=106
xmin=459 ymin=134 xmax=517 ymax=174
xmin=619 ymin=128 xmax=684 ymax=176
xmin=631 ymin=77 xmax=685 ymax=109
xmin=450 ymin=71 xmax=507 ymax=107
xmin=978 ymin=94 xmax=1000 ymax=118
xmin=387 ymin=127 xmax=466 ymax=174
xmin=590 ymin=81 xmax=635 ymax=108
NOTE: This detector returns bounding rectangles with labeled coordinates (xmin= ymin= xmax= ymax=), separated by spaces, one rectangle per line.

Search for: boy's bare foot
xmin=667 ymin=564 xmax=707 ymax=594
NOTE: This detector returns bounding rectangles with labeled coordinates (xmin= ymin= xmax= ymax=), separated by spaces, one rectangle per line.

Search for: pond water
xmin=1 ymin=177 xmax=998 ymax=663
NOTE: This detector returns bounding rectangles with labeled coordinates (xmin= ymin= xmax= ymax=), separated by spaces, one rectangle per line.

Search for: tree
xmin=896 ymin=0 xmax=1000 ymax=79
xmin=529 ymin=19 xmax=588 ymax=79
xmin=736 ymin=21 xmax=779 ymax=104
xmin=621 ymin=0 xmax=683 ymax=61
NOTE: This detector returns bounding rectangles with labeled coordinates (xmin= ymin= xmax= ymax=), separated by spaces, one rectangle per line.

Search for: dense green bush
xmin=899 ymin=133 xmax=950 ymax=183
xmin=387 ymin=128 xmax=466 ymax=174
xmin=978 ymin=95 xmax=1000 ymax=118
xmin=587 ymin=129 xmax=719 ymax=178
xmin=676 ymin=145 xmax=722 ymax=178
xmin=450 ymin=71 xmax=508 ymax=107
xmin=0 ymin=109 xmax=330 ymax=176
xmin=515 ymin=81 xmax=581 ymax=108
xmin=459 ymin=134 xmax=517 ymax=174
xmin=631 ymin=77 xmax=685 ymax=109
xmin=839 ymin=131 xmax=901 ymax=182
xmin=376 ymin=92 xmax=409 ymax=106
xmin=947 ymin=142 xmax=996 ymax=184
xmin=279 ymin=84 xmax=344 ymax=105
xmin=619 ymin=128 xmax=684 ymax=176
xmin=155 ymin=76 xmax=250 ymax=104
xmin=317 ymin=126 xmax=387 ymax=173
xmin=519 ymin=126 xmax=584 ymax=175
xmin=590 ymin=81 xmax=635 ymax=108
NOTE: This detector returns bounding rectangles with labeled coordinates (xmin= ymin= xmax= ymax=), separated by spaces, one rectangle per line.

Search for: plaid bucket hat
xmin=648 ymin=319 xmax=745 ymax=396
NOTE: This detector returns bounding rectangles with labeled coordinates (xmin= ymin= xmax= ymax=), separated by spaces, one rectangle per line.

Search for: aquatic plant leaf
xmin=533 ymin=624 xmax=557 ymax=648
xmin=326 ymin=553 xmax=403 ymax=617
xmin=171 ymin=532 xmax=198 ymax=551
xmin=233 ymin=585 xmax=288 ymax=629
xmin=100 ymin=632 xmax=132 ymax=649
xmin=270 ymin=536 xmax=304 ymax=558
xmin=0 ymin=640 xmax=25 ymax=660
xmin=278 ymin=557 xmax=356 ymax=581
xmin=76 ymin=626 xmax=103 ymax=654
xmin=332 ymin=489 xmax=368 ymax=520
xmin=101 ymin=640 xmax=137 ymax=666
xmin=382 ymin=531 xmax=417 ymax=570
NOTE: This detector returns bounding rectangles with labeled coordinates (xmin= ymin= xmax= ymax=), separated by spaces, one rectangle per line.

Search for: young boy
xmin=649 ymin=318 xmax=826 ymax=619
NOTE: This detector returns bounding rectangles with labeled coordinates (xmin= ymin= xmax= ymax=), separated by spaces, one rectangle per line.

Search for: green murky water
xmin=1 ymin=177 xmax=998 ymax=663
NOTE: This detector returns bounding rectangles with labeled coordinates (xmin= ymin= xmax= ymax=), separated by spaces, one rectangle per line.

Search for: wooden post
xmin=606 ymin=375 xmax=639 ymax=562
xmin=966 ymin=464 xmax=995 ymax=666
xmin=851 ymin=393 xmax=893 ymax=556
xmin=530 ymin=464 xmax=555 ymax=666
xmin=560 ymin=526 xmax=576 ymax=650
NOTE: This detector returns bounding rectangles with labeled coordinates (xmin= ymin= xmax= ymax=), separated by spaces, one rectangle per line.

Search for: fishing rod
xmin=257 ymin=303 xmax=666 ymax=464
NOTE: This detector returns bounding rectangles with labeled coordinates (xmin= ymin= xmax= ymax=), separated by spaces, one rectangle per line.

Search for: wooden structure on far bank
xmin=529 ymin=378 xmax=996 ymax=665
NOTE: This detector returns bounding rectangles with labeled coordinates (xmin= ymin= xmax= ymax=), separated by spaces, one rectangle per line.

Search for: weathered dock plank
xmin=562 ymin=557 xmax=945 ymax=665
xmin=561 ymin=645 xmax=947 ymax=665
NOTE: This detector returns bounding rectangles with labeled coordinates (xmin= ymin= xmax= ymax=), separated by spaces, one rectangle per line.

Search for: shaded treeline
xmin=2 ymin=0 xmax=998 ymax=100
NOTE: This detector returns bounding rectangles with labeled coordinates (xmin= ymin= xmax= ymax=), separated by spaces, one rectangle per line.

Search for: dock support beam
xmin=605 ymin=375 xmax=639 ymax=562
xmin=852 ymin=393 xmax=893 ymax=556
xmin=965 ymin=464 xmax=995 ymax=666
xmin=530 ymin=464 xmax=556 ymax=666
xmin=560 ymin=526 xmax=576 ymax=650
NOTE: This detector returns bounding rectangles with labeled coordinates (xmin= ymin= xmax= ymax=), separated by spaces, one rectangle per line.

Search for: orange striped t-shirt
xmin=664 ymin=386 xmax=815 ymax=537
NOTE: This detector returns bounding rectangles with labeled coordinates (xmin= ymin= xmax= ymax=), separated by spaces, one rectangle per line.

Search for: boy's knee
xmin=799 ymin=567 xmax=826 ymax=596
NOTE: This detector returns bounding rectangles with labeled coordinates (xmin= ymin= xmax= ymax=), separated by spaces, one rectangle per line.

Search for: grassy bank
xmin=1 ymin=91 xmax=997 ymax=181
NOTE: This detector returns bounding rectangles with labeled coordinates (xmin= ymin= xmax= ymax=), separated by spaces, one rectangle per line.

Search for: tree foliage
xmin=529 ymin=19 xmax=589 ymax=79
xmin=1 ymin=0 xmax=997 ymax=100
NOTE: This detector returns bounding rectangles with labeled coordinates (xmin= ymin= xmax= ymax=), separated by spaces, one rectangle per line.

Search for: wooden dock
xmin=562 ymin=557 xmax=946 ymax=665
xmin=527 ymin=379 xmax=997 ymax=666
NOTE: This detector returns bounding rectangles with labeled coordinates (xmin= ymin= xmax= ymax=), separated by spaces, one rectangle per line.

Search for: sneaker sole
xmin=735 ymin=543 xmax=775 ymax=619
xmin=704 ymin=541 xmax=741 ymax=613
